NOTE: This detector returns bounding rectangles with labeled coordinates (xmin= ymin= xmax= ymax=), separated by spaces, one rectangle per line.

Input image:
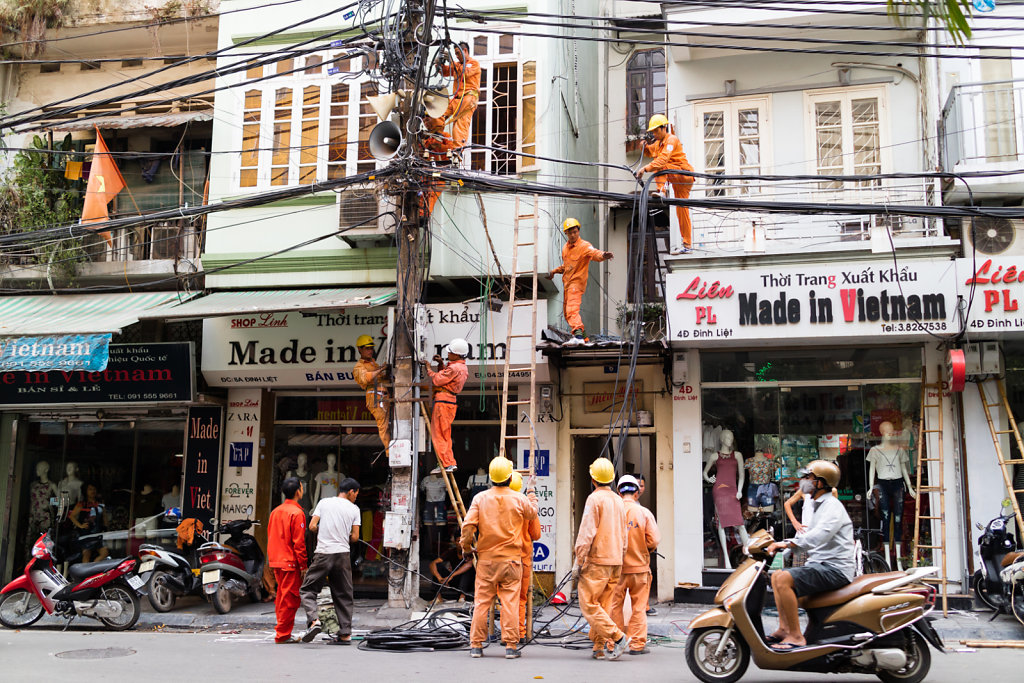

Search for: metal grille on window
xmin=491 ymin=63 xmax=518 ymax=175
xmin=357 ymin=82 xmax=377 ymax=174
xmin=737 ymin=108 xmax=761 ymax=195
xmin=851 ymin=97 xmax=880 ymax=185
xmin=271 ymin=88 xmax=292 ymax=186
xmin=626 ymin=49 xmax=666 ymax=138
xmin=470 ymin=67 xmax=489 ymax=171
xmin=328 ymin=82 xmax=349 ymax=179
xmin=240 ymin=89 xmax=262 ymax=187
xmin=815 ymin=100 xmax=843 ymax=189
xmin=703 ymin=111 xmax=725 ymax=197
xmin=299 ymin=85 xmax=320 ymax=184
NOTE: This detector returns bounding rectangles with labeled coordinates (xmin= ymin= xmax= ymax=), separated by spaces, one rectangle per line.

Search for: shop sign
xmin=182 ymin=406 xmax=222 ymax=540
xmin=0 ymin=342 xmax=194 ymax=407
xmin=957 ymin=255 xmax=1024 ymax=332
xmin=524 ymin=449 xmax=555 ymax=572
xmin=202 ymin=302 xmax=548 ymax=387
xmin=583 ymin=381 xmax=643 ymax=414
xmin=0 ymin=333 xmax=111 ymax=372
xmin=665 ymin=258 xmax=959 ymax=345
xmin=220 ymin=388 xmax=261 ymax=521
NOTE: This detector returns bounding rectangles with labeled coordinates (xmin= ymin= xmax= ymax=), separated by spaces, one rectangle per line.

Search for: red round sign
xmin=947 ymin=349 xmax=966 ymax=392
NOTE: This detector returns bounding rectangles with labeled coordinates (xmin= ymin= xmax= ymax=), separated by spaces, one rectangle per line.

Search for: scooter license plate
xmin=138 ymin=560 xmax=156 ymax=574
xmin=127 ymin=575 xmax=145 ymax=591
xmin=203 ymin=569 xmax=221 ymax=584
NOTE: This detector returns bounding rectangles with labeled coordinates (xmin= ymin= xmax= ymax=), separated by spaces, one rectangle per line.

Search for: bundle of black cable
xmin=359 ymin=607 xmax=473 ymax=652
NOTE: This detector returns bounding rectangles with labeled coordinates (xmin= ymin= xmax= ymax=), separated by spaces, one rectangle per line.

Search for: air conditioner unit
xmin=337 ymin=183 xmax=399 ymax=247
xmin=963 ymin=216 xmax=1024 ymax=256
xmin=149 ymin=225 xmax=180 ymax=260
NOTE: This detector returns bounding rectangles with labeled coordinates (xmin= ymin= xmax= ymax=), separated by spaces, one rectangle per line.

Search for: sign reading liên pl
xmin=957 ymin=255 xmax=1024 ymax=333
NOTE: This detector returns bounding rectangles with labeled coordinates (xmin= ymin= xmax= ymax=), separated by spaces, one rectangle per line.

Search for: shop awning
xmin=139 ymin=287 xmax=397 ymax=320
xmin=0 ymin=292 xmax=198 ymax=336
xmin=32 ymin=110 xmax=214 ymax=133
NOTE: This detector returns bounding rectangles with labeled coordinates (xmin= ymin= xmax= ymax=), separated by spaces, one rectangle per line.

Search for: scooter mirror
xmin=976 ymin=522 xmax=984 ymax=530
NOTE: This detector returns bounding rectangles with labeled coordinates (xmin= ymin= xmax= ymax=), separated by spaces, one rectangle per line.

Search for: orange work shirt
xmin=442 ymin=56 xmax=482 ymax=96
xmin=574 ymin=487 xmax=626 ymax=566
xmin=267 ymin=499 xmax=308 ymax=571
xmin=461 ymin=486 xmax=539 ymax=561
xmin=643 ymin=133 xmax=693 ymax=174
xmin=551 ymin=239 xmax=608 ymax=294
xmin=622 ymin=499 xmax=661 ymax=574
xmin=519 ymin=493 xmax=542 ymax=563
xmin=429 ymin=357 xmax=469 ymax=396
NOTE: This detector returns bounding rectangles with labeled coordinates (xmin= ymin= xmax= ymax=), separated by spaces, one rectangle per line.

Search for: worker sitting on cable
xmin=510 ymin=471 xmax=542 ymax=645
xmin=547 ymin=218 xmax=614 ymax=346
xmin=609 ymin=474 xmax=660 ymax=656
xmin=353 ymin=335 xmax=390 ymax=454
xmin=422 ymin=338 xmax=470 ymax=472
xmin=460 ymin=456 xmax=539 ymax=659
xmin=440 ymin=41 xmax=480 ymax=148
xmin=635 ymin=114 xmax=695 ymax=256
xmin=574 ymin=457 xmax=629 ymax=661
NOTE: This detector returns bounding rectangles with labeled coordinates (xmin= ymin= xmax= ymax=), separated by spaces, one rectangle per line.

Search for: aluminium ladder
xmin=912 ymin=365 xmax=950 ymax=615
xmin=976 ymin=378 xmax=1024 ymax=545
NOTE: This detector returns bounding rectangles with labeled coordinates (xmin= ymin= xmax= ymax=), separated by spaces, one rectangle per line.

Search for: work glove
xmin=570 ymin=562 xmax=581 ymax=587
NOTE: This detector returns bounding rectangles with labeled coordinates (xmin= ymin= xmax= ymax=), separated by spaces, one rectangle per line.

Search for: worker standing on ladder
xmin=423 ymin=338 xmax=470 ymax=472
xmin=353 ymin=335 xmax=390 ymax=453
xmin=510 ymin=471 xmax=542 ymax=644
xmin=574 ymin=457 xmax=629 ymax=660
xmin=547 ymin=218 xmax=614 ymax=346
xmin=461 ymin=456 xmax=539 ymax=659
xmin=609 ymin=474 xmax=660 ymax=655
xmin=440 ymin=41 xmax=480 ymax=148
xmin=635 ymin=114 xmax=695 ymax=255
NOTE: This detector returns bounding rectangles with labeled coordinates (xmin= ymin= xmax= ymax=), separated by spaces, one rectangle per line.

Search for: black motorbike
xmin=972 ymin=510 xmax=1020 ymax=612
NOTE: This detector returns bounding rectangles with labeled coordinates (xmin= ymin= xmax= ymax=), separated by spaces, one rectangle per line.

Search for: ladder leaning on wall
xmin=912 ymin=365 xmax=950 ymax=616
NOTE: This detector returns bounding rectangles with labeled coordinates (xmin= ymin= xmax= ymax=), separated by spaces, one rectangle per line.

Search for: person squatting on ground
xmin=547 ymin=218 xmax=613 ymax=344
xmin=510 ymin=471 xmax=542 ymax=643
xmin=460 ymin=456 xmax=539 ymax=659
xmin=765 ymin=459 xmax=854 ymax=649
xmin=299 ymin=478 xmax=362 ymax=645
xmin=610 ymin=474 xmax=660 ymax=655
xmin=440 ymin=41 xmax=481 ymax=147
xmin=353 ymin=336 xmax=390 ymax=454
xmin=573 ymin=457 xmax=630 ymax=660
xmin=635 ymin=114 xmax=695 ymax=255
xmin=267 ymin=477 xmax=308 ymax=643
xmin=423 ymin=338 xmax=470 ymax=471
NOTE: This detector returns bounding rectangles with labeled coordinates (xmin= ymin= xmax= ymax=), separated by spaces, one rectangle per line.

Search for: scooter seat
xmin=68 ymin=558 xmax=124 ymax=581
xmin=803 ymin=571 xmax=906 ymax=609
xmin=1001 ymin=551 xmax=1023 ymax=568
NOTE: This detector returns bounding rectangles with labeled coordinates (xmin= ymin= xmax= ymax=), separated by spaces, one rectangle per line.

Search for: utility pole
xmin=387 ymin=0 xmax=437 ymax=608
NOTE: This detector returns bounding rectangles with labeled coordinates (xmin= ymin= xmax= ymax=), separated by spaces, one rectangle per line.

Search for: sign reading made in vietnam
xmin=665 ymin=257 xmax=960 ymax=345
xmin=0 ymin=334 xmax=111 ymax=372
xmin=0 ymin=342 xmax=194 ymax=406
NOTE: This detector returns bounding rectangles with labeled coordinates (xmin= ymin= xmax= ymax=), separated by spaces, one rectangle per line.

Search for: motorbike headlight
xmin=992 ymin=519 xmax=1005 ymax=531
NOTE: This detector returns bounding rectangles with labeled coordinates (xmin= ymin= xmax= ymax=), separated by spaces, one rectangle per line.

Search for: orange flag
xmin=81 ymin=127 xmax=126 ymax=247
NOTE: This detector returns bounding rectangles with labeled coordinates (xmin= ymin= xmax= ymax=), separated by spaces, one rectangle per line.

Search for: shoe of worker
xmin=628 ymin=647 xmax=650 ymax=655
xmin=505 ymin=647 xmax=520 ymax=659
xmin=608 ymin=635 xmax=628 ymax=660
xmin=470 ymin=647 xmax=483 ymax=658
xmin=591 ymin=650 xmax=605 ymax=660
xmin=646 ymin=606 xmax=657 ymax=616
xmin=445 ymin=465 xmax=457 ymax=473
xmin=430 ymin=466 xmax=441 ymax=475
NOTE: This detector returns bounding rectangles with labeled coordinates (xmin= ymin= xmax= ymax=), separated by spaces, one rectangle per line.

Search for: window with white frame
xmin=805 ymin=86 xmax=887 ymax=189
xmin=235 ymin=34 xmax=536 ymax=189
xmin=693 ymin=96 xmax=770 ymax=196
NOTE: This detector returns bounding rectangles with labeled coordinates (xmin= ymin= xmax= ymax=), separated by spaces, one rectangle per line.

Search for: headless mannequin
xmin=58 ymin=462 xmax=83 ymax=512
xmin=28 ymin=461 xmax=58 ymax=549
xmin=314 ymin=453 xmax=342 ymax=502
xmin=744 ymin=451 xmax=776 ymax=512
xmin=161 ymin=484 xmax=181 ymax=511
xmin=703 ymin=429 xmax=749 ymax=569
xmin=868 ymin=421 xmax=916 ymax=569
xmin=284 ymin=453 xmax=312 ymax=507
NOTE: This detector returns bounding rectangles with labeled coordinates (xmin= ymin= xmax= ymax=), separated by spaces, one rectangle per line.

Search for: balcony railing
xmin=83 ymin=222 xmax=202 ymax=263
xmin=941 ymin=79 xmax=1024 ymax=171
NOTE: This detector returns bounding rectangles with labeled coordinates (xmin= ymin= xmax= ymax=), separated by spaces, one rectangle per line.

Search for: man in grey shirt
xmin=766 ymin=460 xmax=853 ymax=649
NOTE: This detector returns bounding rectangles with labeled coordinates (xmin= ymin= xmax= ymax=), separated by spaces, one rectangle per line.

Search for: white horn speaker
xmin=367 ymin=92 xmax=398 ymax=122
xmin=369 ymin=120 xmax=402 ymax=159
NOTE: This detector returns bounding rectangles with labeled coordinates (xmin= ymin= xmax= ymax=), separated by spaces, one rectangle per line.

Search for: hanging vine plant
xmin=0 ymin=1 xmax=74 ymax=58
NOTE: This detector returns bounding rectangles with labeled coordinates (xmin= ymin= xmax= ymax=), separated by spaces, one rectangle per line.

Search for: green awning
xmin=139 ymin=287 xmax=396 ymax=320
xmin=0 ymin=292 xmax=196 ymax=336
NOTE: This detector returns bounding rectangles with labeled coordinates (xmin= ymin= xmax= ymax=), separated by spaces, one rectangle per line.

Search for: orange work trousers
xmin=470 ymin=557 xmax=522 ymax=647
xmin=431 ymin=399 xmax=458 ymax=468
xmin=578 ymin=563 xmax=624 ymax=651
xmin=562 ymin=284 xmax=585 ymax=334
xmin=273 ymin=568 xmax=302 ymax=642
xmin=444 ymin=93 xmax=478 ymax=147
xmin=365 ymin=391 xmax=390 ymax=451
xmin=655 ymin=172 xmax=695 ymax=248
xmin=518 ymin=560 xmax=532 ymax=640
xmin=610 ymin=570 xmax=652 ymax=651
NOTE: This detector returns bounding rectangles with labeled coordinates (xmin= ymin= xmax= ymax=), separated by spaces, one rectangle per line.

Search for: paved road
xmin=0 ymin=626 xmax=1018 ymax=682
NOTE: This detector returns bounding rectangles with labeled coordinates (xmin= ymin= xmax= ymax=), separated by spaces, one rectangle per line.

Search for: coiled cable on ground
xmin=359 ymin=607 xmax=474 ymax=652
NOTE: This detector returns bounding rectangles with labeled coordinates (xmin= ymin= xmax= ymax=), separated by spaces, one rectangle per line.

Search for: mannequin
xmin=702 ymin=422 xmax=722 ymax=465
xmin=420 ymin=470 xmax=448 ymax=556
xmin=27 ymin=461 xmax=58 ymax=549
xmin=134 ymin=484 xmax=162 ymax=538
xmin=161 ymin=484 xmax=181 ymax=511
xmin=703 ymin=429 xmax=748 ymax=569
xmin=314 ymin=453 xmax=342 ymax=502
xmin=466 ymin=467 xmax=489 ymax=501
xmin=744 ymin=450 xmax=777 ymax=511
xmin=283 ymin=453 xmax=313 ymax=508
xmin=867 ymin=420 xmax=916 ymax=569
xmin=58 ymin=462 xmax=83 ymax=510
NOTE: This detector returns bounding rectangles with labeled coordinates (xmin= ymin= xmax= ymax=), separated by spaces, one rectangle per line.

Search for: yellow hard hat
xmin=647 ymin=114 xmax=669 ymax=131
xmin=510 ymin=471 xmax=524 ymax=492
xmin=589 ymin=457 xmax=615 ymax=485
xmin=356 ymin=334 xmax=375 ymax=348
xmin=489 ymin=456 xmax=514 ymax=483
xmin=562 ymin=218 xmax=581 ymax=232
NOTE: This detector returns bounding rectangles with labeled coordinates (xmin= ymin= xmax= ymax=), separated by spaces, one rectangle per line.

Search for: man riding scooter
xmin=765 ymin=459 xmax=854 ymax=650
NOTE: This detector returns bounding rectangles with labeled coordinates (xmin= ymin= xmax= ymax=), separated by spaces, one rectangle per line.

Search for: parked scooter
xmin=198 ymin=519 xmax=264 ymax=614
xmin=685 ymin=529 xmax=944 ymax=683
xmin=971 ymin=506 xmax=1020 ymax=612
xmin=1000 ymin=554 xmax=1024 ymax=625
xmin=0 ymin=532 xmax=144 ymax=631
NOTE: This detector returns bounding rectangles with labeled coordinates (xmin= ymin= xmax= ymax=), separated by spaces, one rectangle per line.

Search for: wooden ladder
xmin=912 ymin=365 xmax=950 ymax=616
xmin=414 ymin=388 xmax=468 ymax=527
xmin=976 ymin=377 xmax=1024 ymax=546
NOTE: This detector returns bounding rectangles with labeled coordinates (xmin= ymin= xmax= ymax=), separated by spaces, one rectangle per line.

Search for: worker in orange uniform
xmin=510 ymin=470 xmax=542 ymax=644
xmin=635 ymin=114 xmax=695 ymax=255
xmin=440 ymin=41 xmax=480 ymax=147
xmin=547 ymin=218 xmax=614 ymax=345
xmin=461 ymin=456 xmax=540 ymax=659
xmin=609 ymin=474 xmax=660 ymax=655
xmin=423 ymin=338 xmax=470 ymax=472
xmin=419 ymin=115 xmax=457 ymax=218
xmin=573 ymin=457 xmax=629 ymax=660
xmin=353 ymin=335 xmax=390 ymax=453
xmin=267 ymin=477 xmax=308 ymax=644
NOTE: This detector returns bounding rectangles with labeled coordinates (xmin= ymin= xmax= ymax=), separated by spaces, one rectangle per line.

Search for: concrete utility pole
xmin=388 ymin=0 xmax=437 ymax=608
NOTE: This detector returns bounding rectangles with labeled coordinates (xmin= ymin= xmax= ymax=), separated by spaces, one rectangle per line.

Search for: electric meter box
xmin=383 ymin=510 xmax=412 ymax=549
xmin=389 ymin=439 xmax=412 ymax=467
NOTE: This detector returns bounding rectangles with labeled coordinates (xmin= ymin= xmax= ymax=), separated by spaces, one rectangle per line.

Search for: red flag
xmin=81 ymin=128 xmax=126 ymax=247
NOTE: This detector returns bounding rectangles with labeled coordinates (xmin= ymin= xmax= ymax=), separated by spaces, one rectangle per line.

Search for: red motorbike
xmin=0 ymin=532 xmax=144 ymax=631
